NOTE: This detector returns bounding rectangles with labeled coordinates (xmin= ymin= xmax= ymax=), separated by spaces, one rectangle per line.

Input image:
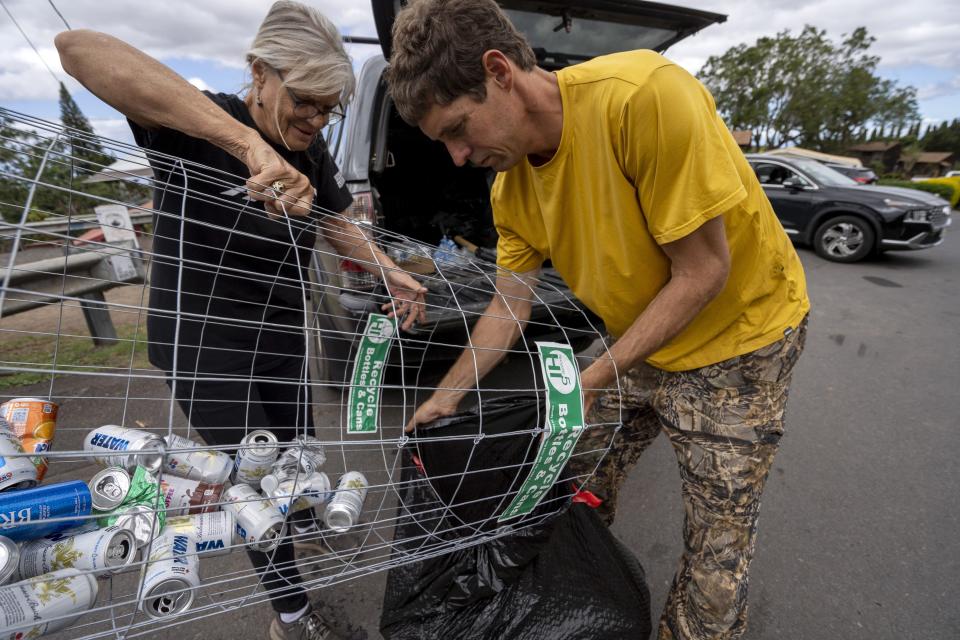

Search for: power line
xmin=0 ymin=0 xmax=62 ymax=86
xmin=47 ymin=0 xmax=71 ymax=30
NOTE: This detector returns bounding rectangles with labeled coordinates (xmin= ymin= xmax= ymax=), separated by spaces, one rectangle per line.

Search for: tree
xmin=699 ymin=25 xmax=919 ymax=152
xmin=1 ymin=92 xmax=148 ymax=223
xmin=58 ymin=82 xmax=114 ymax=177
xmin=920 ymin=118 xmax=960 ymax=157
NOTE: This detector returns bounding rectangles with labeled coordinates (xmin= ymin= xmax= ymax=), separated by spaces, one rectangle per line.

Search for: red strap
xmin=570 ymin=483 xmax=603 ymax=508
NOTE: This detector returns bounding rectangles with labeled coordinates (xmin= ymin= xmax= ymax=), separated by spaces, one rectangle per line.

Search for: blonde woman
xmin=56 ymin=2 xmax=420 ymax=638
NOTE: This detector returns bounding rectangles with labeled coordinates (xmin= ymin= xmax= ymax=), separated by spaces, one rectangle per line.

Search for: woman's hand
xmin=243 ymin=139 xmax=315 ymax=218
xmin=381 ymin=269 xmax=428 ymax=331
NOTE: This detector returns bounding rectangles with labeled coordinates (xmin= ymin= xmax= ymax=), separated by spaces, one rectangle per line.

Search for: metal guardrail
xmin=0 ymin=245 xmax=146 ymax=345
xmin=2 ymin=210 xmax=153 ymax=241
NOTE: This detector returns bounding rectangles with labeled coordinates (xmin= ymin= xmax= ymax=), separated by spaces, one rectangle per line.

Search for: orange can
xmin=0 ymin=397 xmax=58 ymax=480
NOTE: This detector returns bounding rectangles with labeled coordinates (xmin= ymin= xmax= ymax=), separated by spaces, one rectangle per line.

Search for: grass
xmin=0 ymin=325 xmax=152 ymax=390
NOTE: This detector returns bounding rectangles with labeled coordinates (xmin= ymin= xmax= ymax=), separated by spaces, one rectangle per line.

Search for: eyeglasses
xmin=274 ymin=68 xmax=345 ymax=125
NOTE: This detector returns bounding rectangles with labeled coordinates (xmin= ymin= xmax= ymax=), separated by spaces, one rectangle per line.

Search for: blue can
xmin=0 ymin=480 xmax=92 ymax=541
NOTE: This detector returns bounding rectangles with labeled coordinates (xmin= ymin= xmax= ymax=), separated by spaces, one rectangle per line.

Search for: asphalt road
xmin=614 ymin=237 xmax=960 ymax=639
xmin=5 ymin=229 xmax=958 ymax=639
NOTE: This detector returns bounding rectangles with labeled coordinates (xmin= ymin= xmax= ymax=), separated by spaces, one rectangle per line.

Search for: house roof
xmin=914 ymin=151 xmax=954 ymax=164
xmin=848 ymin=141 xmax=902 ymax=152
xmin=731 ymin=130 xmax=752 ymax=146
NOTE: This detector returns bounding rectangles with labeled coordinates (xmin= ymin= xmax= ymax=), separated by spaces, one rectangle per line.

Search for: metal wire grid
xmin=0 ymin=106 xmax=623 ymax=638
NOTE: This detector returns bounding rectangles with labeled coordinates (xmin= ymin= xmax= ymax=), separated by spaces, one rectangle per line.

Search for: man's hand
xmin=578 ymin=359 xmax=617 ymax=418
xmin=243 ymin=139 xmax=315 ymax=218
xmin=405 ymin=393 xmax=461 ymax=433
xmin=381 ymin=270 xmax=428 ymax=331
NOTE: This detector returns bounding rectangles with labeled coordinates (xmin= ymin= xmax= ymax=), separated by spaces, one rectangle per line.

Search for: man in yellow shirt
xmin=389 ymin=1 xmax=809 ymax=638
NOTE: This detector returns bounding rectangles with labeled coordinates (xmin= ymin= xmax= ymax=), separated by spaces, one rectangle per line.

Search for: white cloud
xmin=90 ymin=117 xmax=134 ymax=144
xmin=1 ymin=0 xmax=956 ymax=110
xmin=186 ymin=77 xmax=215 ymax=93
xmin=666 ymin=1 xmax=960 ymax=75
xmin=917 ymin=76 xmax=960 ymax=101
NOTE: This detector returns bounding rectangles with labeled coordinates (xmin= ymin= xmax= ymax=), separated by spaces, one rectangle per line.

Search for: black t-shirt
xmin=130 ymin=92 xmax=353 ymax=375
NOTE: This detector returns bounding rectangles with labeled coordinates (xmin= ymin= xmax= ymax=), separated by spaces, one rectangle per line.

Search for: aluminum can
xmin=0 ymin=535 xmax=18 ymax=585
xmin=17 ymin=525 xmax=136 ymax=579
xmin=222 ymin=483 xmax=285 ymax=552
xmin=265 ymin=472 xmax=332 ymax=517
xmin=141 ymin=529 xmax=199 ymax=619
xmin=112 ymin=504 xmax=163 ymax=550
xmin=0 ymin=568 xmax=98 ymax=637
xmin=324 ymin=472 xmax=368 ymax=533
xmin=159 ymin=474 xmax=223 ymax=517
xmin=231 ymin=429 xmax=279 ymax=489
xmin=88 ymin=467 xmax=131 ymax=511
xmin=0 ymin=397 xmax=58 ymax=482
xmin=84 ymin=424 xmax=164 ymax=473
xmin=164 ymin=433 xmax=233 ymax=485
xmin=166 ymin=511 xmax=236 ymax=557
xmin=0 ymin=419 xmax=38 ymax=492
xmin=0 ymin=480 xmax=91 ymax=542
xmin=274 ymin=436 xmax=327 ymax=477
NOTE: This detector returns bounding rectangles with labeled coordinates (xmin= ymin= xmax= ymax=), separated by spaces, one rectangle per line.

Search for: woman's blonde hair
xmin=246 ymin=0 xmax=355 ymax=104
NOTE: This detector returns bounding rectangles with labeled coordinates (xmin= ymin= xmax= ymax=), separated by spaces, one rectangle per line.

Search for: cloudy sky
xmin=1 ymin=0 xmax=957 ymax=144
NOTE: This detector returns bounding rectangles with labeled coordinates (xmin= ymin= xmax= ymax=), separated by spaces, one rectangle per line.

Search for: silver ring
xmin=270 ymin=180 xmax=286 ymax=194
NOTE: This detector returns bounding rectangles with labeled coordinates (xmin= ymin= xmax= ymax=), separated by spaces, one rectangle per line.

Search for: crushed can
xmin=112 ymin=504 xmax=163 ymax=550
xmin=222 ymin=483 xmax=285 ymax=552
xmin=263 ymin=471 xmax=332 ymax=517
xmin=324 ymin=472 xmax=368 ymax=533
xmin=0 ymin=397 xmax=58 ymax=481
xmin=141 ymin=528 xmax=200 ymax=619
xmin=17 ymin=524 xmax=136 ymax=579
xmin=231 ymin=429 xmax=279 ymax=489
xmin=164 ymin=433 xmax=233 ymax=485
xmin=0 ymin=568 xmax=98 ymax=637
xmin=0 ymin=417 xmax=38 ymax=492
xmin=159 ymin=474 xmax=223 ymax=517
xmin=97 ymin=466 xmax=166 ymax=549
xmin=84 ymin=425 xmax=164 ymax=473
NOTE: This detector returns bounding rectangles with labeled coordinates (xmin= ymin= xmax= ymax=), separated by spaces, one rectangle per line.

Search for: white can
xmin=159 ymin=474 xmax=223 ymax=517
xmin=17 ymin=525 xmax=136 ymax=579
xmin=231 ymin=430 xmax=279 ymax=489
xmin=0 ymin=568 xmax=98 ymax=637
xmin=164 ymin=434 xmax=233 ymax=485
xmin=113 ymin=504 xmax=163 ymax=550
xmin=141 ymin=528 xmax=200 ymax=619
xmin=166 ymin=511 xmax=236 ymax=557
xmin=0 ymin=535 xmax=19 ymax=585
xmin=274 ymin=436 xmax=327 ymax=477
xmin=84 ymin=425 xmax=164 ymax=473
xmin=0 ymin=418 xmax=38 ymax=492
xmin=324 ymin=472 xmax=368 ymax=533
xmin=222 ymin=484 xmax=285 ymax=552
xmin=265 ymin=472 xmax=332 ymax=517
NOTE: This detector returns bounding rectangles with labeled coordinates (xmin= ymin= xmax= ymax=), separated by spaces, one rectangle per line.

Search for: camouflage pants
xmin=569 ymin=317 xmax=807 ymax=640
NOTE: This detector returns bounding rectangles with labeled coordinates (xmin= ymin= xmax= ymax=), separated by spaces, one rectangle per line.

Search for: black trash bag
xmin=381 ymin=395 xmax=651 ymax=640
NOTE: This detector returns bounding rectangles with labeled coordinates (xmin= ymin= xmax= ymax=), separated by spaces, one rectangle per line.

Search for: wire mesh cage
xmin=0 ymin=107 xmax=622 ymax=639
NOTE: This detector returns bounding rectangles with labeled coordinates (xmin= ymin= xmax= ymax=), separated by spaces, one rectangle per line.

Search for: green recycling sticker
xmin=499 ymin=341 xmax=585 ymax=522
xmin=347 ymin=313 xmax=397 ymax=434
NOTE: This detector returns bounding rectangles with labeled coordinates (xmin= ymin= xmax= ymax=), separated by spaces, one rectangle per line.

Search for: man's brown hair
xmin=386 ymin=0 xmax=536 ymax=124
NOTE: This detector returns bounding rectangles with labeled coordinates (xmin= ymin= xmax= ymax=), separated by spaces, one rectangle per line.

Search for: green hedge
xmin=877 ymin=179 xmax=956 ymax=206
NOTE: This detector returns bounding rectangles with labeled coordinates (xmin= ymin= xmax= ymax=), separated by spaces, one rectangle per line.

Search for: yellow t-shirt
xmin=492 ymin=50 xmax=809 ymax=371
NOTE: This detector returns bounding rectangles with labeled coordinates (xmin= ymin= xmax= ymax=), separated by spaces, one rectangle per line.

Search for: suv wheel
xmin=813 ymin=215 xmax=875 ymax=263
